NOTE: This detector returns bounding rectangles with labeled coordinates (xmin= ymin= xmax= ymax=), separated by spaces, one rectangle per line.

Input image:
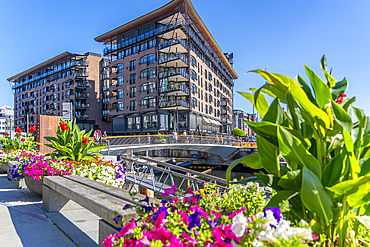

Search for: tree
xmin=233 ymin=128 xmax=245 ymax=137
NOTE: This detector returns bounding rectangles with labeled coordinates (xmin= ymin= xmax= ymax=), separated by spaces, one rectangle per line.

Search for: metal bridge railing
xmin=121 ymin=156 xmax=228 ymax=196
xmin=104 ymin=134 xmax=256 ymax=147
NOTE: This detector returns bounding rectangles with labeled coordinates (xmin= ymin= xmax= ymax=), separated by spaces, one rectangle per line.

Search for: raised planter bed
xmin=25 ymin=175 xmax=43 ymax=196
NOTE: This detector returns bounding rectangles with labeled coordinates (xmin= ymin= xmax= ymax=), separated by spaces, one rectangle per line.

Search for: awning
xmin=216 ymin=121 xmax=222 ymax=126
xmin=203 ymin=117 xmax=210 ymax=124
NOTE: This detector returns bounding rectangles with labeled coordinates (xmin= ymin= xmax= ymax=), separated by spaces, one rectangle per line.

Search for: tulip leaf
xmin=226 ymin=153 xmax=262 ymax=185
xmin=257 ymin=136 xmax=280 ymax=177
xmin=265 ymin=190 xmax=297 ymax=208
xmin=305 ymin=65 xmax=332 ymax=109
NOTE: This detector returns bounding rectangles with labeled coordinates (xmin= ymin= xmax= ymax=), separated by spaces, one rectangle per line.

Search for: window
xmin=192 ymin=97 xmax=197 ymax=108
xmin=117 ymin=76 xmax=123 ymax=86
xmin=140 ymin=54 xmax=155 ymax=65
xmin=125 ymin=48 xmax=131 ymax=56
xmin=208 ymin=72 xmax=212 ymax=80
xmin=191 ymin=70 xmax=197 ymax=81
xmin=141 ymin=82 xmax=155 ymax=93
xmin=141 ymin=97 xmax=156 ymax=107
xmin=148 ymin=39 xmax=156 ymax=48
xmin=132 ymin=45 xmax=139 ymax=54
xmin=191 ymin=56 xmax=197 ymax=67
xmin=191 ymin=83 xmax=197 ymax=94
xmin=209 ymin=105 xmax=213 ymax=114
xmin=143 ymin=115 xmax=157 ymax=129
xmin=130 ymin=74 xmax=136 ymax=84
xmin=117 ymin=89 xmax=123 ymax=99
xmin=205 ymin=69 xmax=207 ymax=79
xmin=130 ymin=87 xmax=137 ymax=98
xmin=209 ymin=83 xmax=212 ymax=92
xmin=140 ymin=42 xmax=148 ymax=51
xmin=118 ymin=102 xmax=123 ymax=111
xmin=130 ymin=100 xmax=137 ymax=111
xmin=140 ymin=68 xmax=155 ymax=79
xmin=130 ymin=60 xmax=136 ymax=71
xmin=117 ymin=64 xmax=123 ymax=73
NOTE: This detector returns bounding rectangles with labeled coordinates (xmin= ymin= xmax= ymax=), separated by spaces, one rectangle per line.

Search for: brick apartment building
xmin=95 ymin=0 xmax=238 ymax=135
xmin=7 ymin=52 xmax=110 ymax=132
xmin=233 ymin=109 xmax=255 ymax=138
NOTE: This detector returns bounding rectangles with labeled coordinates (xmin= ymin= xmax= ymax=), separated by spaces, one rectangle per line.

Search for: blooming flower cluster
xmin=103 ymin=183 xmax=315 ymax=247
xmin=59 ymin=122 xmax=69 ymax=131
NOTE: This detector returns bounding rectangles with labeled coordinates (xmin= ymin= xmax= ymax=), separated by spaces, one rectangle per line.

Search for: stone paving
xmin=0 ymin=173 xmax=100 ymax=247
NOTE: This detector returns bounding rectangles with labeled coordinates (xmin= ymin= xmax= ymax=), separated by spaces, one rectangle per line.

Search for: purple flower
xmin=153 ymin=205 xmax=168 ymax=221
xmin=141 ymin=195 xmax=150 ymax=205
xmin=264 ymin=207 xmax=282 ymax=223
xmin=188 ymin=211 xmax=201 ymax=231
xmin=123 ymin=204 xmax=131 ymax=210
xmin=141 ymin=205 xmax=153 ymax=213
xmin=208 ymin=219 xmax=218 ymax=227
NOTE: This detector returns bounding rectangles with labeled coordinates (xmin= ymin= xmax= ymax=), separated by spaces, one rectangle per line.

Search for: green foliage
xmin=227 ymin=56 xmax=370 ymax=246
xmin=233 ymin=128 xmax=245 ymax=137
xmin=44 ymin=120 xmax=106 ymax=162
xmin=0 ymin=128 xmax=38 ymax=152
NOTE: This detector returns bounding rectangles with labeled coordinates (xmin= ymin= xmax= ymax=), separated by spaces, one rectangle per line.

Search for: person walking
xmin=174 ymin=130 xmax=178 ymax=143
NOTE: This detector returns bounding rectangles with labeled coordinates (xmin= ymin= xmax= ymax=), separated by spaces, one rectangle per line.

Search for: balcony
xmin=159 ymin=99 xmax=189 ymax=110
xmin=102 ymin=86 xmax=109 ymax=92
xmin=75 ymin=82 xmax=89 ymax=88
xmin=103 ymin=98 xmax=110 ymax=103
xmin=221 ymin=117 xmax=227 ymax=122
xmin=158 ymin=69 xmax=189 ymax=81
xmin=158 ymin=38 xmax=188 ymax=53
xmin=103 ymin=110 xmax=110 ymax=116
xmin=159 ymin=84 xmax=189 ymax=96
xmin=75 ymin=102 xmax=89 ymax=109
xmin=75 ymin=112 xmax=88 ymax=119
xmin=75 ymin=72 xmax=88 ymax=78
xmin=222 ymin=101 xmax=227 ymax=106
xmin=102 ymin=74 xmax=109 ymax=79
xmin=221 ymin=109 xmax=227 ymax=114
xmin=75 ymin=93 xmax=89 ymax=99
xmin=158 ymin=53 xmax=188 ymax=68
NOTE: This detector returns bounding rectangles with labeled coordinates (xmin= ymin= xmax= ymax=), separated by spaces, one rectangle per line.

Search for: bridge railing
xmin=121 ymin=156 xmax=228 ymax=196
xmin=103 ymin=134 xmax=256 ymax=147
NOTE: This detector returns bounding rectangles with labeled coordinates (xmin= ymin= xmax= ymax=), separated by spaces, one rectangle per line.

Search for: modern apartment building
xmin=233 ymin=109 xmax=255 ymax=137
xmin=95 ymin=0 xmax=238 ymax=135
xmin=0 ymin=105 xmax=14 ymax=137
xmin=7 ymin=52 xmax=110 ymax=133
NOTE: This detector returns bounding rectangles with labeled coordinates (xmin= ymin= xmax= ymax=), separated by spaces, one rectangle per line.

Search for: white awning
xmin=203 ymin=117 xmax=210 ymax=123
xmin=216 ymin=121 xmax=222 ymax=126
xmin=210 ymin=119 xmax=217 ymax=125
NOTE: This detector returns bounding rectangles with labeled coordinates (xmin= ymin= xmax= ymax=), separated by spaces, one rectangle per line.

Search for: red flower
xmin=82 ymin=137 xmax=89 ymax=145
xmin=4 ymin=133 xmax=9 ymax=137
xmin=15 ymin=133 xmax=19 ymax=137
xmin=21 ymin=138 xmax=25 ymax=142
xmin=29 ymin=126 xmax=37 ymax=133
xmin=335 ymin=93 xmax=347 ymax=104
xmin=94 ymin=136 xmax=97 ymax=141
xmin=59 ymin=122 xmax=69 ymax=131
xmin=16 ymin=127 xmax=22 ymax=134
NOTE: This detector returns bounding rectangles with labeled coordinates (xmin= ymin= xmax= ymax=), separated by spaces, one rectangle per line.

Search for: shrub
xmin=233 ymin=128 xmax=245 ymax=137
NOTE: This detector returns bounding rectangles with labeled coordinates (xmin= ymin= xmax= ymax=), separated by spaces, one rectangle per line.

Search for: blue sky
xmin=1 ymin=0 xmax=370 ymax=116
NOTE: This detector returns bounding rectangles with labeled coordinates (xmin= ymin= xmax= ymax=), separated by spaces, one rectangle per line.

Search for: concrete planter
xmin=0 ymin=162 xmax=9 ymax=173
xmin=25 ymin=175 xmax=43 ymax=196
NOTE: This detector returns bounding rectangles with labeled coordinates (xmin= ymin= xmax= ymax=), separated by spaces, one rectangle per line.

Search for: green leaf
xmin=226 ymin=153 xmax=262 ymax=185
xmin=262 ymin=98 xmax=288 ymax=126
xmin=320 ymin=55 xmax=327 ymax=71
xmin=331 ymin=100 xmax=352 ymax=134
xmin=278 ymin=170 xmax=302 ymax=190
xmin=301 ymin=167 xmax=333 ymax=225
xmin=324 ymin=71 xmax=336 ymax=88
xmin=246 ymin=121 xmax=278 ymax=145
xmin=355 ymin=216 xmax=370 ymax=230
xmin=295 ymin=75 xmax=317 ymax=106
xmin=359 ymin=157 xmax=370 ymax=177
xmin=255 ymin=172 xmax=283 ymax=191
xmin=250 ymin=87 xmax=269 ymax=117
xmin=278 ymin=126 xmax=321 ymax=178
xmin=340 ymin=97 xmax=355 ymax=113
xmin=87 ymin=144 xmax=107 ymax=153
xmin=257 ymin=136 xmax=280 ymax=177
xmin=230 ymin=176 xmax=260 ymax=185
xmin=331 ymin=78 xmax=348 ymax=99
xmin=322 ymin=152 xmax=345 ymax=187
xmin=265 ymin=190 xmax=297 ymax=208
xmin=305 ymin=65 xmax=332 ymax=109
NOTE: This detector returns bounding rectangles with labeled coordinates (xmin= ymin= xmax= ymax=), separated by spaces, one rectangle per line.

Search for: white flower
xmin=300 ymin=219 xmax=309 ymax=227
xmin=264 ymin=210 xmax=278 ymax=229
xmin=291 ymin=227 xmax=313 ymax=240
xmin=257 ymin=229 xmax=278 ymax=243
xmin=251 ymin=239 xmax=264 ymax=247
xmin=231 ymin=213 xmax=248 ymax=237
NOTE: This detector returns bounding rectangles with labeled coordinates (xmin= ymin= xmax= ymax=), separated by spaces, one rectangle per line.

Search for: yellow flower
xmin=241 ymin=176 xmax=244 ymax=179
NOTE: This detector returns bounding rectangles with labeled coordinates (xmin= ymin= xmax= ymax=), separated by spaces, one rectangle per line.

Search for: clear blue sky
xmin=1 ymin=0 xmax=370 ymax=115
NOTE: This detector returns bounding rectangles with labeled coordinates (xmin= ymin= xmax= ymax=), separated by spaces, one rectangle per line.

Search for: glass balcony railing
xmin=158 ymin=53 xmax=188 ymax=65
xmin=158 ymin=69 xmax=189 ymax=80
xmin=103 ymin=98 xmax=110 ymax=103
xmin=75 ymin=72 xmax=88 ymax=77
xmin=75 ymin=112 xmax=88 ymax=119
xmin=75 ymin=82 xmax=89 ymax=88
xmin=158 ymin=38 xmax=188 ymax=51
xmin=75 ymin=102 xmax=89 ymax=109
xmin=75 ymin=93 xmax=89 ymax=99
xmin=159 ymin=99 xmax=190 ymax=108
xmin=159 ymin=84 xmax=189 ymax=94
xmin=12 ymin=61 xmax=87 ymax=89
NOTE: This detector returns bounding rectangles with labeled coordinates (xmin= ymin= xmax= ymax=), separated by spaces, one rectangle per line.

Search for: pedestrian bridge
xmin=100 ymin=134 xmax=257 ymax=161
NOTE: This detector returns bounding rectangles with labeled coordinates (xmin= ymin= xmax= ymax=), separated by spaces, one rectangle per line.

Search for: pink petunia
xmin=161 ymin=184 xmax=177 ymax=197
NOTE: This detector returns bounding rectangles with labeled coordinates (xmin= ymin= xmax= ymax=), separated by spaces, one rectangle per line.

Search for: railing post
xmin=107 ymin=140 xmax=110 ymax=156
xmin=138 ymin=135 xmax=141 ymax=145
xmin=148 ymin=133 xmax=150 ymax=145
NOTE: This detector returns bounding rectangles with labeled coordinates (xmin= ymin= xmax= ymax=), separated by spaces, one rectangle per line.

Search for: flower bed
xmin=103 ymin=183 xmax=317 ymax=247
xmin=3 ymin=151 xmax=126 ymax=188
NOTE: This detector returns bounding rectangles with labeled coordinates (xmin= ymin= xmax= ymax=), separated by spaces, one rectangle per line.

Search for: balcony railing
xmin=158 ymin=53 xmax=188 ymax=65
xmin=75 ymin=102 xmax=89 ymax=109
xmin=75 ymin=93 xmax=89 ymax=99
xmin=76 ymin=72 xmax=88 ymax=77
xmin=103 ymin=86 xmax=109 ymax=91
xmin=158 ymin=69 xmax=189 ymax=80
xmin=75 ymin=113 xmax=88 ymax=119
xmin=103 ymin=98 xmax=110 ymax=103
xmin=103 ymin=110 xmax=110 ymax=116
xmin=159 ymin=99 xmax=189 ymax=108
xmin=159 ymin=84 xmax=189 ymax=94
xmin=75 ymin=82 xmax=89 ymax=88
xmin=221 ymin=109 xmax=227 ymax=114
xmin=222 ymin=101 xmax=227 ymax=106
xmin=158 ymin=38 xmax=188 ymax=51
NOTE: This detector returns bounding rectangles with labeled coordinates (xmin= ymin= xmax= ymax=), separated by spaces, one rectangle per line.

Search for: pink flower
xmin=161 ymin=184 xmax=177 ymax=197
xmin=172 ymin=197 xmax=179 ymax=204
xmin=153 ymin=227 xmax=172 ymax=244
xmin=154 ymin=211 xmax=169 ymax=229
xmin=179 ymin=210 xmax=189 ymax=225
xmin=181 ymin=232 xmax=198 ymax=245
xmin=312 ymin=234 xmax=319 ymax=241
xmin=102 ymin=233 xmax=117 ymax=247
xmin=189 ymin=205 xmax=210 ymax=219
xmin=118 ymin=220 xmax=136 ymax=237
xmin=135 ymin=235 xmax=151 ymax=247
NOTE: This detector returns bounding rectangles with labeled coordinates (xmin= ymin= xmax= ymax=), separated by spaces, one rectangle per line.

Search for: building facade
xmin=0 ymin=105 xmax=14 ymax=137
xmin=233 ymin=109 xmax=255 ymax=138
xmin=95 ymin=0 xmax=238 ymax=135
xmin=7 ymin=52 xmax=110 ymax=133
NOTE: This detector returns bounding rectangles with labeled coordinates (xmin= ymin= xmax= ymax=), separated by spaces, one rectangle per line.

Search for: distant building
xmin=233 ymin=109 xmax=255 ymax=137
xmin=7 ymin=52 xmax=110 ymax=133
xmin=0 ymin=105 xmax=14 ymax=137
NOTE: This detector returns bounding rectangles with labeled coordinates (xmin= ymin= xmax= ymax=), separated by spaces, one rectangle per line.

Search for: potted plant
xmin=152 ymin=132 xmax=166 ymax=144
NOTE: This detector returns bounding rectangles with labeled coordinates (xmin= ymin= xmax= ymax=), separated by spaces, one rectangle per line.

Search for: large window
xmin=141 ymin=82 xmax=155 ymax=93
xmin=192 ymin=97 xmax=197 ymax=108
xmin=118 ymin=102 xmax=123 ymax=111
xmin=130 ymin=100 xmax=137 ymax=111
xmin=191 ymin=83 xmax=197 ymax=94
xmin=140 ymin=54 xmax=155 ymax=65
xmin=143 ymin=115 xmax=157 ymax=129
xmin=191 ymin=56 xmax=197 ymax=67
xmin=140 ymin=68 xmax=155 ymax=79
xmin=117 ymin=64 xmax=123 ymax=73
xmin=117 ymin=89 xmax=123 ymax=99
xmin=191 ymin=70 xmax=197 ymax=81
xmin=140 ymin=97 xmax=156 ymax=107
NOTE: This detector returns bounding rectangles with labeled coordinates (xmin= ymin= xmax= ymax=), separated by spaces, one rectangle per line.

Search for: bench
xmin=43 ymin=175 xmax=159 ymax=245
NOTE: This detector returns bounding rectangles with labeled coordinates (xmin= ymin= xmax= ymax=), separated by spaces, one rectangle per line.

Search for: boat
xmin=187 ymin=154 xmax=209 ymax=159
